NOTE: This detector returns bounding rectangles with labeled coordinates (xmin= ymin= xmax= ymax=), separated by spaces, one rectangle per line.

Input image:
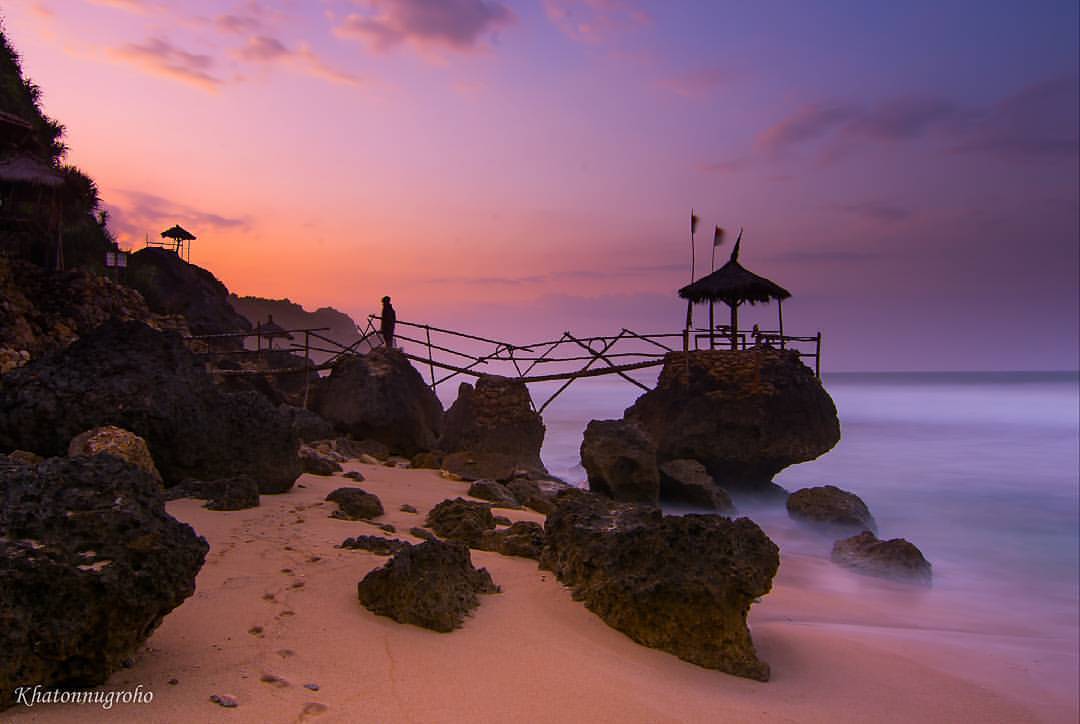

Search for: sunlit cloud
xmin=86 ymin=0 xmax=162 ymax=14
xmin=103 ymin=189 xmax=248 ymax=247
xmin=109 ymin=37 xmax=222 ymax=90
xmin=234 ymin=35 xmax=364 ymax=86
xmin=335 ymin=0 xmax=514 ymax=53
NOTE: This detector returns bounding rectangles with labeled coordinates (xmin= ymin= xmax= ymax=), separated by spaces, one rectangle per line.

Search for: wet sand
xmin=13 ymin=463 xmax=1078 ymax=723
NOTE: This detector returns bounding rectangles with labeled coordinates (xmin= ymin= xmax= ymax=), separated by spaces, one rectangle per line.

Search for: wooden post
xmin=425 ymin=325 xmax=436 ymax=391
xmin=303 ymin=331 xmax=311 ymax=409
xmin=778 ymin=299 xmax=785 ymax=350
xmin=730 ymin=302 xmax=739 ymax=351
xmin=709 ymin=301 xmax=715 ymax=349
xmin=816 ymin=331 xmax=822 ymax=378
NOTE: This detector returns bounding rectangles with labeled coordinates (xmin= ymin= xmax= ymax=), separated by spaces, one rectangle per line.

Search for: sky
xmin=3 ymin=0 xmax=1078 ymax=371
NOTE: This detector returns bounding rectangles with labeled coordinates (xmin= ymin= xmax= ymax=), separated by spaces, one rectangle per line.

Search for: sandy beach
xmin=8 ymin=462 xmax=1074 ymax=724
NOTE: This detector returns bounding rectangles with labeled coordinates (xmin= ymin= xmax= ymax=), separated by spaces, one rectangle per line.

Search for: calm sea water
xmin=534 ymin=371 xmax=1080 ymax=611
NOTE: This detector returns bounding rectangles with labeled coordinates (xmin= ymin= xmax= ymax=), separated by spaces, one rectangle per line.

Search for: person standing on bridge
xmin=380 ymin=296 xmax=396 ymax=348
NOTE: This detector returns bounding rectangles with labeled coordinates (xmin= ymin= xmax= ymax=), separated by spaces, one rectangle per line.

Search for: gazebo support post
xmin=708 ymin=301 xmax=715 ymax=349
xmin=730 ymin=302 xmax=739 ymax=351
xmin=777 ymin=298 xmax=785 ymax=350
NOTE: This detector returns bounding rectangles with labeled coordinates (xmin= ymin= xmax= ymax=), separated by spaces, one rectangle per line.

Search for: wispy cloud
xmin=104 ymin=189 xmax=248 ymax=246
xmin=109 ymin=37 xmax=222 ymax=90
xmin=656 ymin=67 xmax=730 ymax=98
xmin=335 ymin=0 xmax=514 ymax=53
xmin=87 ymin=0 xmax=162 ymax=14
xmin=543 ymin=0 xmax=651 ymax=43
xmin=425 ymin=262 xmax=684 ymax=285
xmin=234 ymin=35 xmax=364 ymax=86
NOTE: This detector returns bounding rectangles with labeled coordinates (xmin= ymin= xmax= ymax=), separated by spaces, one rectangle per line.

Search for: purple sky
xmin=5 ymin=1 xmax=1078 ymax=370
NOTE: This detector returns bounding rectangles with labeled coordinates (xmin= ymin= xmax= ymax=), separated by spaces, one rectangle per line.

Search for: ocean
xmin=534 ymin=370 xmax=1079 ymax=643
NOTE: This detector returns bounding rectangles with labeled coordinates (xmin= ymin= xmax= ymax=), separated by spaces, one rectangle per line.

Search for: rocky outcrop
xmin=441 ymin=451 xmax=518 ymax=482
xmin=540 ymin=489 xmax=779 ymax=680
xmin=468 ymin=479 xmax=521 ymax=509
xmin=625 ymin=349 xmax=840 ymax=491
xmin=357 ymin=539 xmax=498 ymax=632
xmin=580 ymin=419 xmax=659 ymax=503
xmin=326 ymin=487 xmax=384 ymax=520
xmin=481 ymin=521 xmax=545 ymax=560
xmin=786 ymin=485 xmax=877 ymax=534
xmin=831 ymin=531 xmax=932 ymax=584
xmin=425 ymin=498 xmax=496 ymax=547
xmin=314 ymin=349 xmax=443 ymax=456
xmin=506 ymin=478 xmax=559 ymax=515
xmin=439 ymin=375 xmax=546 ymax=474
xmin=284 ymin=407 xmax=336 ymax=444
xmin=68 ymin=425 xmax=162 ymax=484
xmin=229 ymin=295 xmax=368 ymax=365
xmin=658 ymin=459 xmax=734 ymax=512
xmin=125 ymin=247 xmax=250 ymax=341
xmin=0 ymin=320 xmax=300 ymax=492
xmin=165 ymin=475 xmax=260 ymax=511
xmin=0 ymin=456 xmax=208 ymax=709
xmin=215 ymin=350 xmax=320 ymax=408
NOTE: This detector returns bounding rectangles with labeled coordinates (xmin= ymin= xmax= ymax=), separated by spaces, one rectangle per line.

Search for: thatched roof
xmin=161 ymin=224 xmax=196 ymax=241
xmin=0 ymin=153 xmax=64 ymax=188
xmin=678 ymin=243 xmax=791 ymax=306
xmin=258 ymin=318 xmax=292 ymax=340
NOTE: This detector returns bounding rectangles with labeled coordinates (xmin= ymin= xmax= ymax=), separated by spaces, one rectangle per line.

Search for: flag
xmin=690 ymin=210 xmax=699 ymax=235
xmin=713 ymin=226 xmax=724 ymax=247
xmin=730 ymin=228 xmax=743 ymax=261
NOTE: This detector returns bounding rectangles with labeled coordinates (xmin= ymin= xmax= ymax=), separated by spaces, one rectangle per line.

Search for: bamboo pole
xmin=303 ymin=331 xmax=311 ymax=409
xmin=729 ymin=302 xmax=739 ymax=351
xmin=537 ymin=331 xmax=627 ymax=413
xmin=778 ymin=299 xmax=785 ymax=350
xmin=564 ymin=332 xmax=650 ymax=392
xmin=425 ymin=325 xmax=436 ymax=390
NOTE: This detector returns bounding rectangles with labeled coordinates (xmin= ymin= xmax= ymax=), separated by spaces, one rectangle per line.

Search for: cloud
xmin=335 ymin=0 xmax=514 ymax=53
xmin=217 ymin=13 xmax=264 ymax=35
xmin=543 ymin=0 xmax=651 ymax=43
xmin=234 ymin=35 xmax=364 ymax=86
xmin=950 ymin=75 xmax=1079 ymax=161
xmin=425 ymin=263 xmax=685 ymax=285
xmin=109 ymin=37 xmax=221 ymax=90
xmin=755 ymin=78 xmax=1077 ymax=164
xmin=835 ymin=201 xmax=912 ymax=223
xmin=103 ymin=190 xmax=248 ymax=246
xmin=87 ymin=0 xmax=161 ymax=14
xmin=656 ymin=67 xmax=730 ymax=98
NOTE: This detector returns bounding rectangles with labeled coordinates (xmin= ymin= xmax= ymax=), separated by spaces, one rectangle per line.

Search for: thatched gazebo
xmin=257 ymin=315 xmax=292 ymax=350
xmin=678 ymin=236 xmax=791 ymax=350
xmin=160 ymin=224 xmax=195 ymax=260
xmin=0 ymin=152 xmax=67 ymax=268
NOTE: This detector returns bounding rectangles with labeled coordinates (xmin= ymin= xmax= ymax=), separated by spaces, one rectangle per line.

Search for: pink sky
xmin=4 ymin=1 xmax=1078 ymax=370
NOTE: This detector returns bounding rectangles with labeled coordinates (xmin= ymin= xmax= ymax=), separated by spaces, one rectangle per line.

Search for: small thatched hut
xmin=678 ymin=236 xmax=791 ymax=350
xmin=160 ymin=224 xmax=196 ymax=260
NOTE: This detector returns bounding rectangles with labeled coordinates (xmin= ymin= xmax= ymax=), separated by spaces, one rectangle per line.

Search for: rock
xmin=400 ymin=504 xmax=418 ymax=514
xmin=283 ymin=406 xmax=335 ymax=443
xmin=441 ymin=451 xmax=518 ymax=482
xmin=425 ymin=498 xmax=496 ymax=547
xmin=0 ymin=320 xmax=301 ymax=493
xmin=506 ymin=478 xmax=557 ymax=515
xmin=210 ymin=694 xmax=239 ymax=708
xmin=68 ymin=425 xmax=162 ymax=484
xmin=303 ymin=683 xmax=320 ymax=692
xmin=580 ymin=419 xmax=659 ymax=503
xmin=340 ymin=536 xmax=410 ymax=556
xmin=165 ymin=476 xmax=261 ymax=511
xmin=125 ymin=247 xmax=250 ymax=341
xmin=313 ymin=349 xmax=443 ymax=456
xmin=380 ymin=524 xmax=396 ymax=533
xmin=6 ymin=450 xmax=42 ymax=465
xmin=343 ymin=471 xmax=366 ymax=482
xmin=0 ymin=456 xmax=208 ymax=708
xmin=625 ymin=349 xmax=840 ymax=491
xmin=540 ymin=489 xmax=779 ymax=681
xmin=358 ymin=454 xmax=381 ymax=465
xmin=411 ymin=451 xmax=444 ymax=469
xmin=336 ymin=438 xmax=390 ymax=461
xmin=409 ymin=527 xmax=436 ymax=541
xmin=357 ymin=540 xmax=498 ymax=632
xmin=786 ymin=485 xmax=877 ymax=533
xmin=658 ymin=459 xmax=734 ymax=512
xmin=299 ymin=445 xmax=343 ymax=476
xmin=214 ymin=350 xmax=319 ymax=408
xmin=831 ymin=531 xmax=932 ymax=584
xmin=493 ymin=515 xmax=512 ymax=526
xmin=467 ymin=479 xmax=521 ymax=509
xmin=481 ymin=521 xmax=545 ymax=559
xmin=384 ymin=456 xmax=412 ymax=468
xmin=439 ymin=375 xmax=547 ymax=473
xmin=326 ymin=488 xmax=384 ymax=520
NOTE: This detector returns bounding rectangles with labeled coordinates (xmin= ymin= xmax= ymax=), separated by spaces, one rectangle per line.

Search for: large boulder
xmin=467 ymin=479 xmax=521 ymax=509
xmin=313 ymin=349 xmax=443 ymax=456
xmin=786 ymin=485 xmax=877 ymax=534
xmin=540 ymin=489 xmax=779 ymax=680
xmin=580 ymin=419 xmax=659 ymax=503
xmin=125 ymin=247 xmax=251 ymax=341
xmin=481 ymin=521 xmax=546 ymax=560
xmin=439 ymin=375 xmax=547 ymax=474
xmin=441 ymin=451 xmax=518 ymax=482
xmin=357 ymin=539 xmax=498 ymax=632
xmin=299 ymin=444 xmax=343 ymax=475
xmin=68 ymin=425 xmax=162 ymax=484
xmin=326 ymin=487 xmax=384 ymax=520
xmin=425 ymin=498 xmax=496 ymax=548
xmin=0 ymin=320 xmax=300 ymax=493
xmin=831 ymin=531 xmax=932 ymax=584
xmin=658 ymin=459 xmax=734 ymax=512
xmin=626 ymin=349 xmax=840 ymax=491
xmin=0 ymin=456 xmax=208 ymax=709
xmin=165 ymin=475 xmax=260 ymax=511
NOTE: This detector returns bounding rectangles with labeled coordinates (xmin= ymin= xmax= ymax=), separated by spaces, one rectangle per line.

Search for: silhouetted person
xmin=380 ymin=296 xmax=396 ymax=348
